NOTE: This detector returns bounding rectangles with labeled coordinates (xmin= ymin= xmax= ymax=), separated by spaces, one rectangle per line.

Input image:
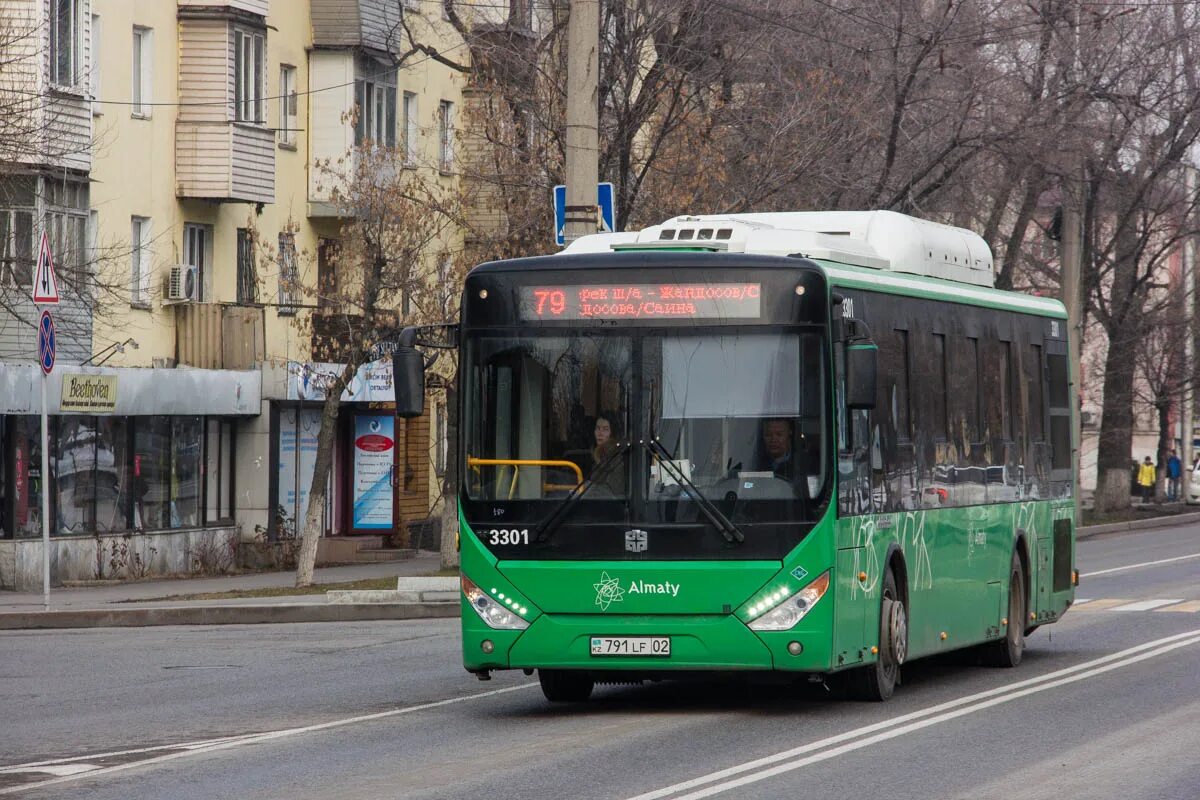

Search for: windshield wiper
xmin=533 ymin=443 xmax=627 ymax=543
xmin=645 ymin=438 xmax=744 ymax=544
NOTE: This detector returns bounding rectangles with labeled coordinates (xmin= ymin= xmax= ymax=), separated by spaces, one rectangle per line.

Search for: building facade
xmin=0 ymin=0 xmax=464 ymax=588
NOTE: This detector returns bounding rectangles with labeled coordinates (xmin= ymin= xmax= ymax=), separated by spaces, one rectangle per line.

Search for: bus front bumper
xmin=463 ymin=606 xmax=834 ymax=674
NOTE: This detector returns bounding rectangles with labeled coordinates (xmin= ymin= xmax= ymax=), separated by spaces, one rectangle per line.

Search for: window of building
xmin=278 ymin=65 xmax=297 ymax=146
xmin=278 ymin=231 xmax=297 ymax=315
xmin=45 ymin=177 xmax=89 ymax=290
xmin=355 ymin=63 xmax=396 ymax=147
xmin=90 ymin=14 xmax=101 ymax=109
xmin=132 ymin=26 xmax=152 ymax=117
xmin=236 ymin=227 xmax=257 ymax=304
xmin=183 ymin=223 xmax=210 ymax=303
xmin=510 ymin=0 xmax=533 ymax=29
xmin=131 ymin=216 xmax=151 ymax=307
xmin=438 ymin=100 xmax=454 ymax=171
xmin=402 ymin=91 xmax=418 ymax=164
xmin=0 ymin=177 xmax=35 ymax=287
xmin=51 ymin=0 xmax=83 ymax=87
xmin=234 ymin=29 xmax=265 ymax=123
xmin=317 ymin=238 xmax=337 ymax=309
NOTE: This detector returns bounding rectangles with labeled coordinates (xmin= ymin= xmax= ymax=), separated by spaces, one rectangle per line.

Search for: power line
xmin=8 ymin=40 xmax=472 ymax=108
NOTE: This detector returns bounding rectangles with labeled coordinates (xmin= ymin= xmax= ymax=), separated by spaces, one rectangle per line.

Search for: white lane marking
xmin=660 ymin=634 xmax=1200 ymax=800
xmin=1074 ymin=598 xmax=1093 ymax=605
xmin=1110 ymin=599 xmax=1185 ymax=612
xmin=3 ymin=764 xmax=100 ymax=777
xmin=1086 ymin=552 xmax=1200 ymax=577
xmin=0 ymin=683 xmax=537 ymax=794
xmin=627 ymin=628 xmax=1200 ymax=800
xmin=0 ymin=735 xmax=263 ymax=773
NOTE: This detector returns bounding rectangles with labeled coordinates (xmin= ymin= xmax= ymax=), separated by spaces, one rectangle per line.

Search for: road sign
xmin=32 ymin=231 xmax=60 ymax=305
xmin=554 ymin=182 xmax=616 ymax=246
xmin=38 ymin=309 xmax=55 ymax=375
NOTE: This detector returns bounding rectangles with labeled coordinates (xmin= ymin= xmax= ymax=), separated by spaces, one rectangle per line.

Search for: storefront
xmin=272 ymin=361 xmax=434 ymax=543
xmin=0 ymin=365 xmax=260 ymax=589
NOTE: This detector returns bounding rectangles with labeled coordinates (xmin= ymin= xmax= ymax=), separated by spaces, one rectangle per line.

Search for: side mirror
xmin=845 ymin=342 xmax=877 ymax=410
xmin=393 ymin=328 xmax=425 ymax=418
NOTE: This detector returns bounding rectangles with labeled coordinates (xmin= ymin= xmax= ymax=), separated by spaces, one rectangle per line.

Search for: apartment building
xmin=0 ymin=0 xmax=465 ymax=588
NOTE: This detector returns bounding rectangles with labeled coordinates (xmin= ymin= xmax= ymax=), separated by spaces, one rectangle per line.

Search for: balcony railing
xmin=175 ymin=303 xmax=265 ymax=370
xmin=176 ymin=122 xmax=275 ymax=204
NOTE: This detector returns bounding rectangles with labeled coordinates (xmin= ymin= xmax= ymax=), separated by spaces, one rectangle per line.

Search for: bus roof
xmin=564 ymin=210 xmax=996 ymax=288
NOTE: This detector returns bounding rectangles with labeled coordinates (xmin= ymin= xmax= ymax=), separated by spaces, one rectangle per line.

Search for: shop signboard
xmin=352 ymin=415 xmax=394 ymax=530
xmin=59 ymin=373 xmax=118 ymax=413
xmin=287 ymin=360 xmax=394 ymax=403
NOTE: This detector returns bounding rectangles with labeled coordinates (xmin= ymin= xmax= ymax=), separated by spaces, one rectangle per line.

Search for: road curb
xmin=0 ymin=602 xmax=458 ymax=630
xmin=1078 ymin=510 xmax=1200 ymax=539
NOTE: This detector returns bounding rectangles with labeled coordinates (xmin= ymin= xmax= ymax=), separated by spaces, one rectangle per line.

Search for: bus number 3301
xmin=487 ymin=529 xmax=529 ymax=545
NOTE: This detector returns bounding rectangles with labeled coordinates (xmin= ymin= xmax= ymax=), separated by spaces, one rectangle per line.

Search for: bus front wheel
xmin=848 ymin=567 xmax=906 ymax=702
xmin=981 ymin=552 xmax=1026 ymax=668
xmin=539 ymin=670 xmax=594 ymax=702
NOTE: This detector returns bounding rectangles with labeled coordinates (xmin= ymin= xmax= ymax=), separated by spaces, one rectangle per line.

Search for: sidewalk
xmin=0 ymin=552 xmax=458 ymax=630
xmin=6 ymin=510 xmax=1199 ymax=631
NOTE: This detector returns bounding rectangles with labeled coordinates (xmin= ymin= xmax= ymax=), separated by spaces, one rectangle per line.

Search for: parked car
xmin=1189 ymin=462 xmax=1200 ymax=504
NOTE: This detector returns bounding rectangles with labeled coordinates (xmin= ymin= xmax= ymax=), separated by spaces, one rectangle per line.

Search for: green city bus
xmin=394 ymin=210 xmax=1077 ymax=702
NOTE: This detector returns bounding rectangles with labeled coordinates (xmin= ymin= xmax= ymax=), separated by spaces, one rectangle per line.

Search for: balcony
xmin=176 ymin=122 xmax=274 ymax=204
xmin=175 ymin=303 xmax=265 ymax=370
xmin=178 ymin=0 xmax=269 ymax=14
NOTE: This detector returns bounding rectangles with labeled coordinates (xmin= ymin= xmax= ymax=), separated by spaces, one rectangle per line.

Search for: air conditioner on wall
xmin=165 ymin=265 xmax=198 ymax=302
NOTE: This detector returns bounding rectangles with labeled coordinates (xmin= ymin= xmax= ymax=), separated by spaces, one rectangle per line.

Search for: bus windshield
xmin=643 ymin=332 xmax=827 ymax=520
xmin=462 ymin=329 xmax=828 ymax=535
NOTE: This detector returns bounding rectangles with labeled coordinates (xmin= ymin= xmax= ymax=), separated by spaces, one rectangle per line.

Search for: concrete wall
xmin=0 ymin=526 xmax=239 ymax=591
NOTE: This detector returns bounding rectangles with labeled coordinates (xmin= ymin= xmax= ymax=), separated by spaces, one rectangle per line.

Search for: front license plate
xmin=590 ymin=636 xmax=671 ymax=657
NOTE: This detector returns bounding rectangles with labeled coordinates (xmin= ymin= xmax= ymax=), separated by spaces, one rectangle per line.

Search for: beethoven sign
xmin=60 ymin=373 xmax=118 ymax=413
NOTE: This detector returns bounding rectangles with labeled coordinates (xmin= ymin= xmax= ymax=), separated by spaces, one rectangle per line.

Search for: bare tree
xmin=288 ymin=145 xmax=463 ymax=587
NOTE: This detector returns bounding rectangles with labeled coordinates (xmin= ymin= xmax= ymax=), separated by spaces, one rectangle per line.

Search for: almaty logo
xmin=593 ymin=571 xmax=625 ymax=611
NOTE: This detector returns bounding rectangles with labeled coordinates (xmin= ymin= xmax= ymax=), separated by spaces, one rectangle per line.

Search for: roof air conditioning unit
xmin=166 ymin=265 xmax=198 ymax=303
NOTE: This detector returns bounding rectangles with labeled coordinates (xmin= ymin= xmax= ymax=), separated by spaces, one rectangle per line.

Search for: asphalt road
xmin=3 ymin=524 xmax=1199 ymax=800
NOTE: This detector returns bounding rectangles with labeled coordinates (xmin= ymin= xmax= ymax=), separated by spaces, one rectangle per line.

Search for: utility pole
xmin=1183 ymin=163 xmax=1196 ymax=503
xmin=1061 ymin=166 xmax=1084 ymax=527
xmin=563 ymin=0 xmax=599 ymax=244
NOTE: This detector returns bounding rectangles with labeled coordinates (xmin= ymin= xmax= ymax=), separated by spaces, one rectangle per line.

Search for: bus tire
xmin=981 ymin=552 xmax=1026 ymax=668
xmin=538 ymin=670 xmax=594 ymax=702
xmin=848 ymin=567 xmax=905 ymax=702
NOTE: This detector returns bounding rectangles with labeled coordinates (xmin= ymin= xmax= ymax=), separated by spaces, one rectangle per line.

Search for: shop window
xmin=95 ymin=417 xmax=131 ymax=531
xmin=56 ymin=416 xmax=97 ymax=534
xmin=12 ymin=416 xmax=51 ymax=538
xmin=171 ymin=416 xmax=203 ymax=528
xmin=134 ymin=416 xmax=171 ymax=529
xmin=205 ymin=418 xmax=235 ymax=524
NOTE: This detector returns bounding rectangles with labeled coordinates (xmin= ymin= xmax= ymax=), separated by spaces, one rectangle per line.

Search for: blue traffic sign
xmin=554 ymin=182 xmax=616 ymax=246
xmin=38 ymin=309 xmax=55 ymax=375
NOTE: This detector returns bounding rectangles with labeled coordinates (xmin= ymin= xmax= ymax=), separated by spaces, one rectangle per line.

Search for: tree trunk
xmin=1094 ymin=325 xmax=1139 ymax=513
xmin=440 ymin=381 xmax=460 ymax=570
xmin=1157 ymin=401 xmax=1171 ymax=501
xmin=295 ymin=390 xmax=343 ymax=587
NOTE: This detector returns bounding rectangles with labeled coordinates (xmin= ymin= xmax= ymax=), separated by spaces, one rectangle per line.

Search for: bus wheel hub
xmin=883 ymin=598 xmax=907 ymax=665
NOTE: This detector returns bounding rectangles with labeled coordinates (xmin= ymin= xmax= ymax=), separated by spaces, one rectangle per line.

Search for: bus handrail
xmin=466 ymin=457 xmax=585 ymax=495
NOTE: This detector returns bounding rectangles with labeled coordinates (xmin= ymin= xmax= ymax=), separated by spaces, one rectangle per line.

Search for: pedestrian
xmin=1167 ymin=449 xmax=1182 ymax=502
xmin=1137 ymin=456 xmax=1156 ymax=504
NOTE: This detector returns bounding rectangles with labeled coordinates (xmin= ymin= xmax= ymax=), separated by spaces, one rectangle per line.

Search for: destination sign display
xmin=518 ymin=283 xmax=762 ymax=321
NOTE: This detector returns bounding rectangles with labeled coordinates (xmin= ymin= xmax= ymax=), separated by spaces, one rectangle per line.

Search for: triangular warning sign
xmin=32 ymin=230 xmax=60 ymax=305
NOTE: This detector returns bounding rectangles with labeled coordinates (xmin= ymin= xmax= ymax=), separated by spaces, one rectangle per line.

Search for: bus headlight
xmin=747 ymin=571 xmax=830 ymax=631
xmin=462 ymin=575 xmax=530 ymax=630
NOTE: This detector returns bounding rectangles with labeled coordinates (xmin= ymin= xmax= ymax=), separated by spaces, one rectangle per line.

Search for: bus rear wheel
xmin=981 ymin=552 xmax=1025 ymax=668
xmin=848 ymin=567 xmax=906 ymax=702
xmin=539 ymin=670 xmax=594 ymax=702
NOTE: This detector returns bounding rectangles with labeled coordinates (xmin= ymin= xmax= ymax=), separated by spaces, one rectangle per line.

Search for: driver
xmin=758 ymin=418 xmax=796 ymax=480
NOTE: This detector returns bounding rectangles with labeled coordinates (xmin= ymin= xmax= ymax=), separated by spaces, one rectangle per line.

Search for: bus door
xmin=1042 ymin=335 xmax=1075 ymax=618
